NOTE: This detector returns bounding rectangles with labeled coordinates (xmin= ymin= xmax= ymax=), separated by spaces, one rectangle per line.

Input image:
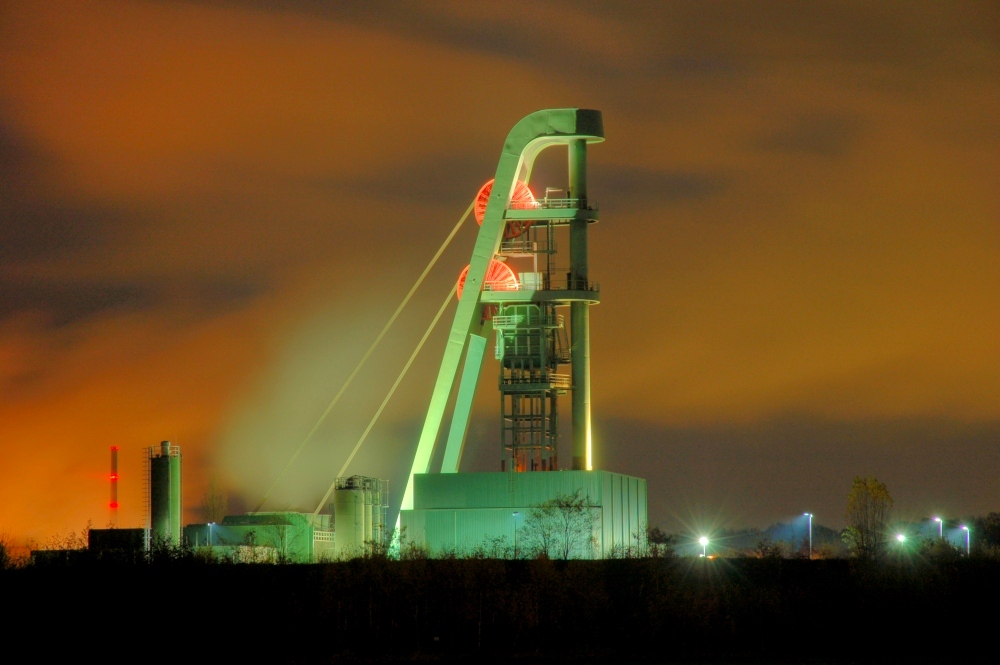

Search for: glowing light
xmin=804 ymin=512 xmax=813 ymax=559
xmin=474 ymin=179 xmax=537 ymax=239
xmin=109 ymin=501 xmax=118 ymax=509
xmin=698 ymin=536 xmax=709 ymax=557
xmin=456 ymin=259 xmax=518 ymax=300
xmin=109 ymin=473 xmax=119 ymax=481
xmin=474 ymin=179 xmax=535 ymax=224
xmin=896 ymin=533 xmax=906 ymax=543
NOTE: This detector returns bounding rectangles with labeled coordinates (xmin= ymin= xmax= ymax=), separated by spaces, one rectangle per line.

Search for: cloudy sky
xmin=1 ymin=0 xmax=997 ymax=545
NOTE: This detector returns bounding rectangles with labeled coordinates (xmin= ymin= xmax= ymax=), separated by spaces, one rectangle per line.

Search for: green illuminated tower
xmin=401 ymin=109 xmax=603 ymax=515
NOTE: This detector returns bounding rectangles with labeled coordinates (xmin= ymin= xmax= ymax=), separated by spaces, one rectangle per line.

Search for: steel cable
xmin=253 ymin=199 xmax=473 ymax=513
xmin=311 ymin=284 xmax=456 ymax=519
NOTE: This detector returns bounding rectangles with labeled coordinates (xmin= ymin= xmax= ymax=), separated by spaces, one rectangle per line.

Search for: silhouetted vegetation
xmin=6 ymin=546 xmax=995 ymax=664
xmin=844 ymin=475 xmax=894 ymax=560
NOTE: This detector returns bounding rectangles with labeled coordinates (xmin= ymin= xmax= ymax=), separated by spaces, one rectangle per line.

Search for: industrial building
xmin=92 ymin=440 xmax=384 ymax=561
xmin=184 ymin=512 xmax=333 ymax=563
xmin=403 ymin=470 xmax=646 ymax=558
xmin=399 ymin=108 xmax=649 ymax=557
xmin=88 ymin=109 xmax=647 ymax=562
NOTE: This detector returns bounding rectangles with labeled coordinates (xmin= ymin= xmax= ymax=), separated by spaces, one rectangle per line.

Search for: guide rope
xmin=253 ymin=199 xmax=473 ymax=513
xmin=311 ymin=284 xmax=456 ymax=519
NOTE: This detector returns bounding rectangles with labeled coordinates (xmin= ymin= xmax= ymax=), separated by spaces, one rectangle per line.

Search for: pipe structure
xmin=569 ymin=138 xmax=592 ymax=470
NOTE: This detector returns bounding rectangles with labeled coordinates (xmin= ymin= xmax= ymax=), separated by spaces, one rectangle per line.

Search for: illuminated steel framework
xmin=482 ymin=133 xmax=600 ymax=473
xmin=495 ymin=284 xmax=571 ymax=471
xmin=401 ymin=109 xmax=603 ymax=518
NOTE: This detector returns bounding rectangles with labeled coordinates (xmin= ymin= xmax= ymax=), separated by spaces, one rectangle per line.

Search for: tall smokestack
xmin=109 ymin=446 xmax=119 ymax=527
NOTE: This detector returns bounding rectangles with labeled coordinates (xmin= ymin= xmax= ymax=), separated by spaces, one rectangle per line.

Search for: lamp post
xmin=698 ymin=536 xmax=709 ymax=558
xmin=512 ymin=511 xmax=520 ymax=559
xmin=804 ymin=513 xmax=813 ymax=559
xmin=961 ymin=525 xmax=970 ymax=556
xmin=208 ymin=522 xmax=215 ymax=547
xmin=933 ymin=517 xmax=943 ymax=539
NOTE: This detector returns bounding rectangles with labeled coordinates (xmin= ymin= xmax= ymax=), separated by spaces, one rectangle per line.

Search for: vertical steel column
xmin=569 ymin=139 xmax=592 ymax=470
xmin=441 ymin=333 xmax=488 ymax=473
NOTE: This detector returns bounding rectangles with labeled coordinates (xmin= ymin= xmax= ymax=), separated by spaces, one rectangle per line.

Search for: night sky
xmin=1 ymin=1 xmax=997 ymax=546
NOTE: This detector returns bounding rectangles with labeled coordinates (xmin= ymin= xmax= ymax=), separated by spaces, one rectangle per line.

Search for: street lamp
xmin=512 ymin=511 xmax=520 ymax=559
xmin=208 ymin=522 xmax=215 ymax=547
xmin=933 ymin=517 xmax=943 ymax=539
xmin=896 ymin=533 xmax=906 ymax=544
xmin=698 ymin=536 xmax=709 ymax=558
xmin=961 ymin=525 xmax=970 ymax=556
xmin=804 ymin=513 xmax=813 ymax=559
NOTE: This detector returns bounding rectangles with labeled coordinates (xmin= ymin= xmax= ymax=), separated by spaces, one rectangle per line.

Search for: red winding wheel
xmin=456 ymin=259 xmax=518 ymax=300
xmin=473 ymin=179 xmax=537 ymax=239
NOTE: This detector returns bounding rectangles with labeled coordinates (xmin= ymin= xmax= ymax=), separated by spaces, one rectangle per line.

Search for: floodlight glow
xmin=698 ymin=536 xmax=709 ymax=557
xmin=896 ymin=533 xmax=906 ymax=543
xmin=804 ymin=513 xmax=813 ymax=559
xmin=961 ymin=525 xmax=970 ymax=556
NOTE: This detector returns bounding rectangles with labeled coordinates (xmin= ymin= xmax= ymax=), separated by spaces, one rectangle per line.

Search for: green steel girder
xmin=480 ymin=289 xmax=601 ymax=305
xmin=399 ymin=109 xmax=604 ymax=517
xmin=504 ymin=208 xmax=599 ymax=222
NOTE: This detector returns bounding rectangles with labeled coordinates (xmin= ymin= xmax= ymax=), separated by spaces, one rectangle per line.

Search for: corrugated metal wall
xmin=400 ymin=470 xmax=647 ymax=558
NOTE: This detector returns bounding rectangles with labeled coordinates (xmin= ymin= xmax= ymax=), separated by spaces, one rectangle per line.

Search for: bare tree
xmin=203 ymin=476 xmax=228 ymax=524
xmin=0 ymin=530 xmax=17 ymax=569
xmin=843 ymin=476 xmax=893 ymax=560
xmin=521 ymin=491 xmax=597 ymax=559
xmin=647 ymin=526 xmax=675 ymax=558
xmin=749 ymin=535 xmax=786 ymax=559
xmin=43 ymin=519 xmax=92 ymax=551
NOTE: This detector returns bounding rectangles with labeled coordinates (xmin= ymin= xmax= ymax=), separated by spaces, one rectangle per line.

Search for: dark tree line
xmin=5 ymin=553 xmax=996 ymax=663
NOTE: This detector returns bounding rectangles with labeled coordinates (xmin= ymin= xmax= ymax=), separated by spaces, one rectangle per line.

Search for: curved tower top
xmin=400 ymin=109 xmax=604 ymax=516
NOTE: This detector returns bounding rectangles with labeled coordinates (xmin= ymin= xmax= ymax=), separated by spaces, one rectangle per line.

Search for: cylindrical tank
xmin=364 ymin=497 xmax=373 ymax=546
xmin=370 ymin=485 xmax=384 ymax=546
xmin=149 ymin=440 xmax=181 ymax=546
xmin=334 ymin=486 xmax=363 ymax=556
xmin=333 ymin=476 xmax=387 ymax=556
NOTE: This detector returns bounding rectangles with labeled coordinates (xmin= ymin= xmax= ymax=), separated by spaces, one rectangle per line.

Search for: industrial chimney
xmin=147 ymin=440 xmax=181 ymax=548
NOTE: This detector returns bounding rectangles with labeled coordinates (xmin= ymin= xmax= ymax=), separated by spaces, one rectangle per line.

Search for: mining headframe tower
xmin=398 ymin=108 xmax=647 ymax=557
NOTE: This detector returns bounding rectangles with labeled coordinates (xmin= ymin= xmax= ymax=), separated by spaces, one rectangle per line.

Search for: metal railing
xmin=491 ymin=315 xmax=523 ymax=328
xmin=543 ymin=277 xmax=600 ymax=292
xmin=501 ymin=373 xmax=571 ymax=389
xmin=482 ymin=282 xmax=521 ymax=293
xmin=483 ymin=278 xmax=598 ymax=293
xmin=493 ymin=313 xmax=564 ymax=329
xmin=508 ymin=198 xmax=595 ymax=211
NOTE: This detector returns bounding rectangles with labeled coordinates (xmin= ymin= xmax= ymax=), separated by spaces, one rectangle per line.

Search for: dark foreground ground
xmin=4 ymin=555 xmax=994 ymax=663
